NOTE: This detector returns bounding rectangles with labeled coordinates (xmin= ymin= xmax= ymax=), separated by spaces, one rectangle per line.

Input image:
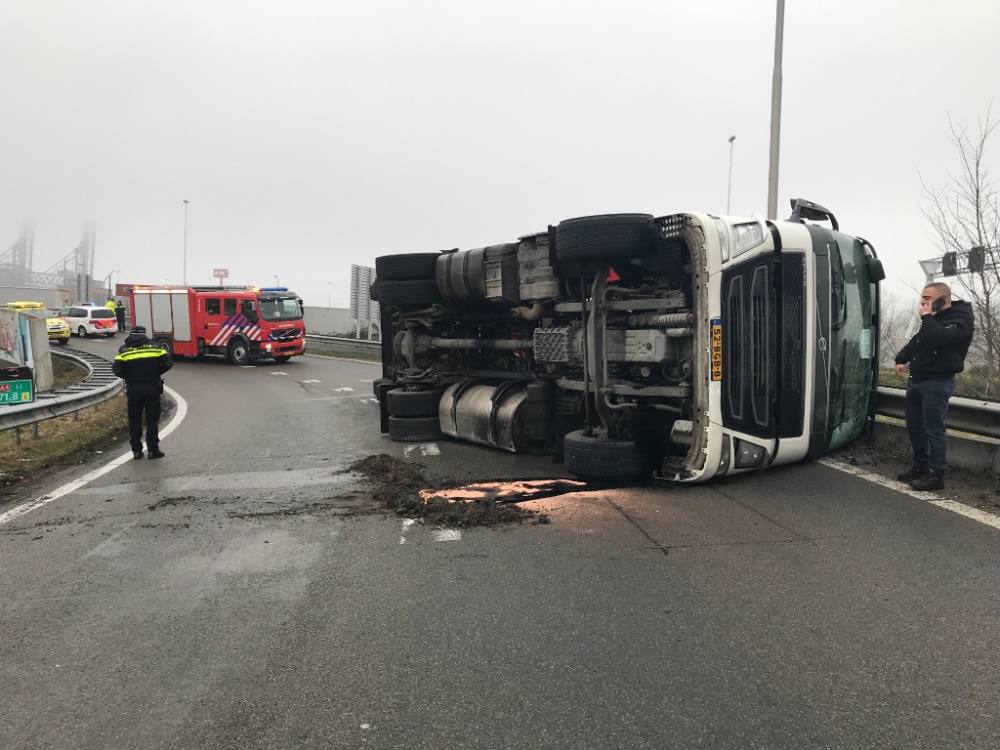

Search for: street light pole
xmin=183 ymin=200 xmax=189 ymax=285
xmin=726 ymin=135 xmax=736 ymax=215
xmin=328 ymin=282 xmax=332 ymax=308
xmin=766 ymin=0 xmax=785 ymax=221
xmin=274 ymin=275 xmax=280 ymax=287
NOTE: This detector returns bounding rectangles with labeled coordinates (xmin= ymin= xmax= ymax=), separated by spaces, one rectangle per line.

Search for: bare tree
xmin=879 ymin=290 xmax=914 ymax=371
xmin=920 ymin=106 xmax=1000 ymax=388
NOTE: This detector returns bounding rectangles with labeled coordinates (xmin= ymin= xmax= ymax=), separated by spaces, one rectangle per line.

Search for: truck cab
xmin=372 ymin=199 xmax=883 ymax=483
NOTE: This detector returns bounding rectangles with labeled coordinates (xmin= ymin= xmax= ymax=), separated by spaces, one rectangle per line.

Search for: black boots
xmin=911 ymin=471 xmax=945 ymax=491
xmin=897 ymin=466 xmax=926 ymax=482
xmin=148 ymin=450 xmax=165 ymax=459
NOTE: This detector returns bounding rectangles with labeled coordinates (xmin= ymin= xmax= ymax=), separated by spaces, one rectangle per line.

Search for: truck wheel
xmin=388 ymin=415 xmax=442 ymax=442
xmin=369 ymin=280 xmax=379 ymax=301
xmin=378 ymin=279 xmax=441 ymax=308
xmin=273 ymin=355 xmax=291 ymax=363
xmin=373 ymin=378 xmax=394 ymax=398
xmin=156 ymin=337 xmax=173 ymax=355
xmin=228 ymin=339 xmax=251 ymax=366
xmin=386 ymin=388 xmax=445 ymax=417
xmin=375 ymin=253 xmax=439 ymax=281
xmin=555 ymin=214 xmax=657 ymax=263
xmin=563 ymin=429 xmax=648 ymax=479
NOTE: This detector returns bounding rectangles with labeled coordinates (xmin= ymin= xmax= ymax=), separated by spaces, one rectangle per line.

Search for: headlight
xmin=732 ymin=220 xmax=766 ymax=257
xmin=733 ymin=438 xmax=767 ymax=469
xmin=713 ymin=218 xmax=730 ymax=262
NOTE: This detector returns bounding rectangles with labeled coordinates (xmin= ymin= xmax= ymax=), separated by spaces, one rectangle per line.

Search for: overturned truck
xmin=371 ymin=200 xmax=885 ymax=483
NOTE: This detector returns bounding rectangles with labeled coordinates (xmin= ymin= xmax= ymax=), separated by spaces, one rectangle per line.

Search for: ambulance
xmin=127 ymin=286 xmax=305 ymax=365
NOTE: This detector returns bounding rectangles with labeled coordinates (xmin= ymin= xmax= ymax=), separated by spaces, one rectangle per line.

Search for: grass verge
xmin=0 ymin=393 xmax=128 ymax=490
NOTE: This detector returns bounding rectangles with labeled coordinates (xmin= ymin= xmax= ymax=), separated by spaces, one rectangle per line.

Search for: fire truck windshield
xmin=257 ymin=297 xmax=302 ymax=322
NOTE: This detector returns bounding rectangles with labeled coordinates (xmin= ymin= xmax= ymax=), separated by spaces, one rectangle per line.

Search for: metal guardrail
xmin=877 ymin=387 xmax=1000 ymax=440
xmin=304 ymin=334 xmax=381 ymax=358
xmin=0 ymin=348 xmax=123 ymax=435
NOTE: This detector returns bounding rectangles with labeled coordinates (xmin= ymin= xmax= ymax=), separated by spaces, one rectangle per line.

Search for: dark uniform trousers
xmin=127 ymin=382 xmax=162 ymax=453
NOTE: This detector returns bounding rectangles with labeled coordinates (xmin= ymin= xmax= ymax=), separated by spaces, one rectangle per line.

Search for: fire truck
xmin=126 ymin=285 xmax=305 ymax=366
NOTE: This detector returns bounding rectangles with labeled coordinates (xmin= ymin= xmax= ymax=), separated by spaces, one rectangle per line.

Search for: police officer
xmin=114 ymin=300 xmax=127 ymax=332
xmin=112 ymin=325 xmax=173 ymax=459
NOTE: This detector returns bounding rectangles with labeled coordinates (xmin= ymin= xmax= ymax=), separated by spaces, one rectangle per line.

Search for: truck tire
xmin=228 ymin=338 xmax=251 ymax=366
xmin=388 ymin=415 xmax=443 ymax=442
xmin=155 ymin=337 xmax=172 ymax=355
xmin=563 ymin=429 xmax=648 ymax=479
xmin=555 ymin=214 xmax=657 ymax=263
xmin=376 ymin=253 xmax=440 ymax=281
xmin=373 ymin=378 xmax=394 ymax=398
xmin=378 ymin=279 xmax=441 ymax=308
xmin=370 ymin=280 xmax=379 ymax=301
xmin=386 ymin=388 xmax=445 ymax=417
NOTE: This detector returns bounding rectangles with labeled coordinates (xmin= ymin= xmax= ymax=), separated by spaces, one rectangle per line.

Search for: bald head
xmin=921 ymin=282 xmax=952 ymax=314
xmin=923 ymin=282 xmax=951 ymax=300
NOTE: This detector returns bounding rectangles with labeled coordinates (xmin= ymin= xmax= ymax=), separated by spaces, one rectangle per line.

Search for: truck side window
xmin=206 ymin=298 xmax=220 ymax=315
xmin=224 ymin=298 xmax=237 ymax=315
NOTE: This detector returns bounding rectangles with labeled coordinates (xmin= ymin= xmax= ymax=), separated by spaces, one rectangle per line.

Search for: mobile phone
xmin=931 ymin=296 xmax=946 ymax=313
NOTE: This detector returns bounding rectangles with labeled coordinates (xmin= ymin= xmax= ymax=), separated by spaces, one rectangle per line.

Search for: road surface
xmin=1 ymin=335 xmax=998 ymax=749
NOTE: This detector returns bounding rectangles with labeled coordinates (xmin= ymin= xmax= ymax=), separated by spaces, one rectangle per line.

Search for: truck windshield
xmin=828 ymin=232 xmax=875 ymax=450
xmin=258 ymin=297 xmax=302 ymax=322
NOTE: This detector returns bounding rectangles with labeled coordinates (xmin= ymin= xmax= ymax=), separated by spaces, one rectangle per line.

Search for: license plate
xmin=710 ymin=318 xmax=722 ymax=381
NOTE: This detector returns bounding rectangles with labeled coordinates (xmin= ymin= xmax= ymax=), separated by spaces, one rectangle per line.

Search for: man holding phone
xmin=894 ymin=282 xmax=974 ymax=490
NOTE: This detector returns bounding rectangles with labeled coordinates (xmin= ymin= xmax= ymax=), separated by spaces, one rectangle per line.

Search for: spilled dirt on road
xmin=348 ymin=454 xmax=581 ymax=527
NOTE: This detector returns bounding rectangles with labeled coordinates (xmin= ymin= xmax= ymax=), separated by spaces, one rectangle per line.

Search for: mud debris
xmin=147 ymin=495 xmax=199 ymax=511
xmin=349 ymin=454 xmax=548 ymax=528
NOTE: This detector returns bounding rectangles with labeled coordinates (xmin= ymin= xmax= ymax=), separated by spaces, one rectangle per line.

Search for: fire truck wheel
xmin=388 ymin=415 xmax=443 ymax=442
xmin=273 ymin=356 xmax=291 ymax=363
xmin=386 ymin=388 xmax=445 ymax=417
xmin=377 ymin=279 xmax=441 ymax=308
xmin=228 ymin=339 xmax=251 ymax=366
xmin=563 ymin=429 xmax=649 ymax=479
xmin=554 ymin=214 xmax=657 ymax=263
xmin=156 ymin=337 xmax=172 ymax=355
xmin=375 ymin=253 xmax=440 ymax=281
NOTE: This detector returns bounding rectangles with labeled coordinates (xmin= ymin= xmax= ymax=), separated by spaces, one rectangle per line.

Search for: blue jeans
xmin=904 ymin=378 xmax=955 ymax=473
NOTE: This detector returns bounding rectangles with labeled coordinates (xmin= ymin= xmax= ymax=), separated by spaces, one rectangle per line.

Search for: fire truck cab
xmin=127 ymin=285 xmax=305 ymax=366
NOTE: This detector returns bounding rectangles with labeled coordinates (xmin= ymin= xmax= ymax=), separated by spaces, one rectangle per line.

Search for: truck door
xmin=203 ymin=297 xmax=222 ymax=345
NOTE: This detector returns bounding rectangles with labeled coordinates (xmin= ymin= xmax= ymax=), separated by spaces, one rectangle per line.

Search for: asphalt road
xmin=1 ymin=335 xmax=998 ymax=749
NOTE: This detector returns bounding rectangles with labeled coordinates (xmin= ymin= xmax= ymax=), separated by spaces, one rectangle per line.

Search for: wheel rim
xmin=78 ymin=327 xmax=86 ymax=336
xmin=233 ymin=343 xmax=248 ymax=364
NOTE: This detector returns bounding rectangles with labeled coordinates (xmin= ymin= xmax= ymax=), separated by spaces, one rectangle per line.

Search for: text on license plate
xmin=710 ymin=318 xmax=722 ymax=381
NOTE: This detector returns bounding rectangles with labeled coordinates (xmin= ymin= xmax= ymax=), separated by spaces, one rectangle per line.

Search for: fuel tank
xmin=439 ymin=382 xmax=552 ymax=453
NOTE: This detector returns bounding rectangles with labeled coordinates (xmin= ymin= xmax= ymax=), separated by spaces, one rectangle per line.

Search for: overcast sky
xmin=1 ymin=0 xmax=998 ymax=308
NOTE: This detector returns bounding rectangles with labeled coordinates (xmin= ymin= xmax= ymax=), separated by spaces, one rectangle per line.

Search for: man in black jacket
xmin=112 ymin=326 xmax=173 ymax=459
xmin=894 ymin=282 xmax=974 ymax=490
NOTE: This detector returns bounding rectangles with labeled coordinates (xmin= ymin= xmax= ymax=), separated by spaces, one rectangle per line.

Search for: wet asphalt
xmin=1 ymin=336 xmax=998 ymax=749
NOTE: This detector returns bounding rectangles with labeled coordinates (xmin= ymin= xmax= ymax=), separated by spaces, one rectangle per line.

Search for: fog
xmin=1 ymin=0 xmax=997 ymax=307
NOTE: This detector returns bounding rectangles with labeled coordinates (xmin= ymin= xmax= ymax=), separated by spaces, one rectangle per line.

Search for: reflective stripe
xmin=115 ymin=348 xmax=166 ymax=361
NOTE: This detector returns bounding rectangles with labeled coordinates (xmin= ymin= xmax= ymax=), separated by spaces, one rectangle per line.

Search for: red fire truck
xmin=127 ymin=286 xmax=305 ymax=366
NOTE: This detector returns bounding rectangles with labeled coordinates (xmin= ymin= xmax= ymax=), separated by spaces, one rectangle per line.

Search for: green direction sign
xmin=0 ymin=379 xmax=34 ymax=404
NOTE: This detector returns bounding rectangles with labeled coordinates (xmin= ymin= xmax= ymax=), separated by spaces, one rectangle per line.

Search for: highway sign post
xmin=213 ymin=268 xmax=228 ymax=287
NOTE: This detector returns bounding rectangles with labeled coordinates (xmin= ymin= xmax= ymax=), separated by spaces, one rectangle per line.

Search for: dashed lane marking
xmin=432 ymin=529 xmax=461 ymax=542
xmin=271 ymin=371 xmax=288 ymax=376
xmin=0 ymin=386 xmax=189 ymax=528
xmin=399 ymin=518 xmax=416 ymax=545
xmin=819 ymin=459 xmax=1000 ymax=532
xmin=360 ymin=397 xmax=378 ymax=405
xmin=331 ymin=387 xmax=354 ymax=392
xmin=403 ymin=443 xmax=440 ymax=458
xmin=300 ymin=379 xmax=321 ymax=384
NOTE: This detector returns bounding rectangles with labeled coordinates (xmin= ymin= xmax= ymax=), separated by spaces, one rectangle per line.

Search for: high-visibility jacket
xmin=112 ymin=333 xmax=174 ymax=398
xmin=105 ymin=299 xmax=117 ymax=310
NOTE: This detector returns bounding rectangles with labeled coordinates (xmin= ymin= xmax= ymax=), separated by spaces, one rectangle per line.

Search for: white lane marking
xmin=301 ymin=379 xmax=321 ymax=384
xmin=433 ymin=529 xmax=461 ymax=542
xmin=360 ymin=397 xmax=378 ymax=405
xmin=399 ymin=518 xmax=416 ymax=545
xmin=360 ymin=724 xmax=371 ymax=730
xmin=819 ymin=459 xmax=1000 ymax=532
xmin=271 ymin=371 xmax=288 ymax=376
xmin=404 ymin=443 xmax=440 ymax=458
xmin=0 ymin=386 xmax=189 ymax=528
xmin=331 ymin=387 xmax=354 ymax=392
xmin=360 ymin=380 xmax=374 ymax=383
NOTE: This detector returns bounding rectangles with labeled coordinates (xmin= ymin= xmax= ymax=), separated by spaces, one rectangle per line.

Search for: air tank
xmin=439 ymin=381 xmax=552 ymax=453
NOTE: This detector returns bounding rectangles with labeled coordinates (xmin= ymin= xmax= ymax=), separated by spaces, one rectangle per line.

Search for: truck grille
xmin=750 ymin=266 xmax=770 ymax=428
xmin=270 ymin=328 xmax=301 ymax=341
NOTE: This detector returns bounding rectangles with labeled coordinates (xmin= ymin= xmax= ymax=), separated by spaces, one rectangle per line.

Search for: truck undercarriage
xmin=373 ymin=213 xmax=711 ymax=480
